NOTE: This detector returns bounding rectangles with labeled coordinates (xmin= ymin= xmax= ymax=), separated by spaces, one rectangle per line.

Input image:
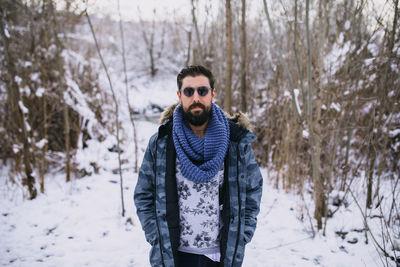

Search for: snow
xmin=391 ymin=63 xmax=398 ymax=73
xmin=36 ymin=87 xmax=45 ymax=97
xmin=293 ymin=89 xmax=301 ymax=116
xmin=302 ymin=129 xmax=309 ymax=139
xmin=14 ymin=76 xmax=22 ymax=85
xmin=244 ymin=178 xmax=379 ymax=266
xmin=325 ymin=39 xmax=352 ymax=76
xmin=4 ymin=27 xmax=10 ymax=38
xmin=35 ymin=139 xmax=48 ymax=149
xmin=338 ymin=32 xmax=344 ymax=44
xmin=369 ymin=73 xmax=376 ymax=82
xmin=330 ymin=102 xmax=341 ymax=112
xmin=344 ymin=21 xmax=351 ymax=31
xmin=367 ymin=43 xmax=379 ymax=57
xmin=22 ymin=86 xmax=31 ymax=96
xmin=390 ymin=128 xmax=400 ymax=137
xmin=64 ymin=77 xmax=99 ymax=139
xmin=30 ymin=72 xmax=40 ymax=82
xmin=0 ymin=141 xmax=385 ymax=266
xmin=18 ymin=101 xmax=29 ymax=114
xmin=12 ymin=144 xmax=20 ymax=154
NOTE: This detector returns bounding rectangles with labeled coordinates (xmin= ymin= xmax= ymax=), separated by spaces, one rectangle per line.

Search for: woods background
xmin=0 ymin=0 xmax=399 ymax=265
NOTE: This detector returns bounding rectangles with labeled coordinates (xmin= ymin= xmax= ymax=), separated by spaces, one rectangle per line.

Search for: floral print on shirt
xmin=176 ymin=159 xmax=224 ymax=250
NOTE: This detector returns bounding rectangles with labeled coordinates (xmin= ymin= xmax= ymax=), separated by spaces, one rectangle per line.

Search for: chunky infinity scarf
xmin=172 ymin=103 xmax=230 ymax=183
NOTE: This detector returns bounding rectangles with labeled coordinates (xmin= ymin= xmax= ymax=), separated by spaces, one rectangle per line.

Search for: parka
xmin=134 ymin=104 xmax=263 ymax=267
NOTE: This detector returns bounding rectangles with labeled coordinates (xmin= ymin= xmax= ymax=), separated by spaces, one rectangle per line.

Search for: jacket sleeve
xmin=134 ymin=134 xmax=158 ymax=246
xmin=243 ymin=144 xmax=263 ymax=244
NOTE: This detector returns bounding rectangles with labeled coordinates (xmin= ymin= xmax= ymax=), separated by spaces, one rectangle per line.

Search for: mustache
xmin=189 ymin=103 xmax=206 ymax=111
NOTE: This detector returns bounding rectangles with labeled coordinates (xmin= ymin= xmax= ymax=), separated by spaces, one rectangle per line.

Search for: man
xmin=134 ymin=65 xmax=263 ymax=267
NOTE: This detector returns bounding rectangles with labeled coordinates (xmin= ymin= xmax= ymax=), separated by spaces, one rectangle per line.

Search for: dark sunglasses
xmin=180 ymin=86 xmax=212 ymax=97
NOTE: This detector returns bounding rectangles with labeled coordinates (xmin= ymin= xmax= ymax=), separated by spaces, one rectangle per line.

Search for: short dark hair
xmin=177 ymin=65 xmax=215 ymax=90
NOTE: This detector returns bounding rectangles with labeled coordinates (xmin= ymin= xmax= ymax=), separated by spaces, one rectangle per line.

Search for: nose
xmin=192 ymin=90 xmax=200 ymax=101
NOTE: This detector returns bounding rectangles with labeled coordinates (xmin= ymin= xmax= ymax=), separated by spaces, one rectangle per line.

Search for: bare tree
xmin=262 ymin=0 xmax=302 ymax=121
xmin=240 ymin=0 xmax=247 ymax=112
xmin=0 ymin=13 xmax=37 ymax=199
xmin=191 ymin=0 xmax=204 ymax=63
xmin=138 ymin=8 xmax=160 ymax=77
xmin=225 ymin=0 xmax=233 ymax=113
xmin=262 ymin=0 xmax=326 ymax=229
xmin=64 ymin=101 xmax=71 ymax=182
xmin=40 ymin=89 xmax=48 ymax=192
xmin=185 ymin=29 xmax=192 ymax=66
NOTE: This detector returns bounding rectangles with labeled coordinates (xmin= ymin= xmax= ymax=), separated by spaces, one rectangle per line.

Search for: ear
xmin=177 ymin=90 xmax=182 ymax=104
xmin=211 ymin=89 xmax=216 ymax=102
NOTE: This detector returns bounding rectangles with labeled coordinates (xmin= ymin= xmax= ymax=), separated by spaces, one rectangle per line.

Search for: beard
xmin=182 ymin=102 xmax=212 ymax=126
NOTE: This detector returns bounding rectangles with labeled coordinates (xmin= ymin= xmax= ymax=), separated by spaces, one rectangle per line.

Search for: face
xmin=177 ymin=75 xmax=215 ymax=126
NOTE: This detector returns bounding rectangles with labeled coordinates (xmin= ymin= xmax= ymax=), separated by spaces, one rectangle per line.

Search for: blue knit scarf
xmin=172 ymin=103 xmax=230 ymax=183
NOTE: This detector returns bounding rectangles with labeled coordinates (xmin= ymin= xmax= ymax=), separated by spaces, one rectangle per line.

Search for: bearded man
xmin=134 ymin=65 xmax=263 ymax=267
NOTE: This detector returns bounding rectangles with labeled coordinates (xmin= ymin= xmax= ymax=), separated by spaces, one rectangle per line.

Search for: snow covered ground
xmin=0 ymin=118 xmax=384 ymax=267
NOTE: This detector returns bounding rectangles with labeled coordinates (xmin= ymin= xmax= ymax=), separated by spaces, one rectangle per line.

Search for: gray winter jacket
xmin=134 ymin=104 xmax=263 ymax=267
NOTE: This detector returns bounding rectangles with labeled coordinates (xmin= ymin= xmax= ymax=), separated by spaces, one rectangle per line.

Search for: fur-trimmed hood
xmin=159 ymin=103 xmax=252 ymax=132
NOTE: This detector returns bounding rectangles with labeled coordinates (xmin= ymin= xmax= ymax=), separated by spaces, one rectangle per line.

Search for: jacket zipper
xmin=154 ymin=139 xmax=166 ymax=267
xmin=231 ymin=143 xmax=241 ymax=266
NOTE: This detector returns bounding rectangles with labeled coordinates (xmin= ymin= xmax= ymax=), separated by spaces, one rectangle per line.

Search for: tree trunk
xmin=0 ymin=18 xmax=37 ymax=199
xmin=148 ymin=28 xmax=156 ymax=77
xmin=366 ymin=139 xmax=375 ymax=209
xmin=293 ymin=0 xmax=306 ymax=106
xmin=191 ymin=0 xmax=203 ymax=63
xmin=40 ymin=93 xmax=48 ymax=193
xmin=225 ymin=0 xmax=232 ymax=114
xmin=186 ymin=30 xmax=192 ymax=66
xmin=340 ymin=105 xmax=358 ymax=191
xmin=373 ymin=0 xmax=399 ymax=199
xmin=240 ymin=0 xmax=247 ymax=113
xmin=306 ymin=0 xmax=326 ymax=229
xmin=139 ymin=9 xmax=157 ymax=77
xmin=64 ymin=102 xmax=71 ymax=182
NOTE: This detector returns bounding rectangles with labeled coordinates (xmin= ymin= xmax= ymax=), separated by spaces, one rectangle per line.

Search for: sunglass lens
xmin=183 ymin=87 xmax=195 ymax=97
xmin=197 ymin=86 xmax=210 ymax=96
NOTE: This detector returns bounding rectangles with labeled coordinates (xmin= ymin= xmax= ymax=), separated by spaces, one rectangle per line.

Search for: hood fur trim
xmin=159 ymin=103 xmax=179 ymax=124
xmin=159 ymin=103 xmax=252 ymax=131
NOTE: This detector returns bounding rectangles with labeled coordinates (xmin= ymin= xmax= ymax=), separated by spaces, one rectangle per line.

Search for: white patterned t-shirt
xmin=176 ymin=159 xmax=224 ymax=260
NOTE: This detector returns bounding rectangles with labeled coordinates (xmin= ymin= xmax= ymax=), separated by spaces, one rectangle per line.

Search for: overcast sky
xmin=86 ymin=0 xmax=218 ymax=21
xmin=86 ymin=0 xmax=267 ymax=22
xmin=85 ymin=0 xmax=391 ymax=25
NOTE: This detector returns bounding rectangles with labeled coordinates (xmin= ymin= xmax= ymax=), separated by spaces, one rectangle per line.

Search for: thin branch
xmin=262 ymin=237 xmax=312 ymax=251
xmin=117 ymin=0 xmax=139 ymax=174
xmin=345 ymin=181 xmax=397 ymax=264
xmin=300 ymin=190 xmax=316 ymax=237
xmin=85 ymin=7 xmax=126 ymax=217
xmin=305 ymin=0 xmax=312 ymax=118
xmin=293 ymin=0 xmax=306 ymax=106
